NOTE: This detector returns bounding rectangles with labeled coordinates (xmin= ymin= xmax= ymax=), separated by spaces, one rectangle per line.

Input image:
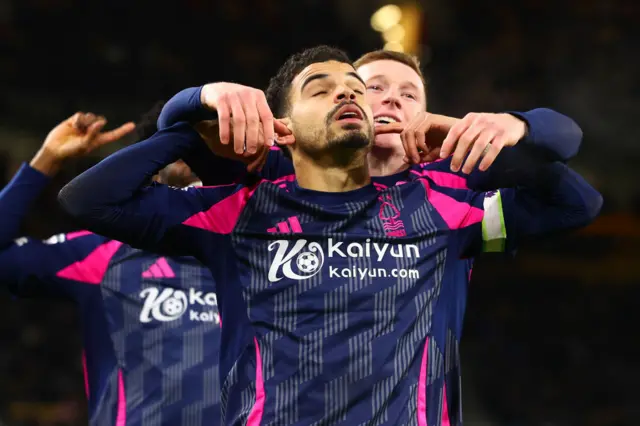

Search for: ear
xmin=275 ymin=118 xmax=295 ymax=146
xmin=278 ymin=117 xmax=292 ymax=131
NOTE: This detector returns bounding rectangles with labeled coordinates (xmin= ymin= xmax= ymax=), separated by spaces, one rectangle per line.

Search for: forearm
xmin=0 ymin=163 xmax=52 ymax=249
xmin=180 ymin=133 xmax=248 ymax=186
xmin=58 ymin=122 xmax=198 ymax=229
xmin=29 ymin=147 xmax=64 ymax=176
xmin=507 ymin=108 xmax=582 ymax=161
xmin=157 ymin=86 xmax=217 ymax=130
xmin=507 ymin=161 xmax=602 ymax=237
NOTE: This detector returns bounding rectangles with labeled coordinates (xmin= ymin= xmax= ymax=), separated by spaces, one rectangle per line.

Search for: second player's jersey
xmin=103 ymin=246 xmax=221 ymax=426
xmin=1 ymin=229 xmax=221 ymax=426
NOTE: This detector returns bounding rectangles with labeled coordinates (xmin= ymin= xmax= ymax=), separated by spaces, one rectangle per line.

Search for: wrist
xmin=29 ymin=148 xmax=63 ymax=176
xmin=200 ymin=84 xmax=216 ymax=111
xmin=519 ymin=118 xmax=529 ymax=139
xmin=503 ymin=113 xmax=529 ymax=143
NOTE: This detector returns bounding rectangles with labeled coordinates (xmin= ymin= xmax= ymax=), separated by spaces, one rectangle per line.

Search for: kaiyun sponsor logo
xmin=267 ymin=238 xmax=421 ymax=282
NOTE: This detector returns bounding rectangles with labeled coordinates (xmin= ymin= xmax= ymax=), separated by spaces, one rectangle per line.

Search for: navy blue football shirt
xmin=59 ymin=123 xmax=601 ymax=426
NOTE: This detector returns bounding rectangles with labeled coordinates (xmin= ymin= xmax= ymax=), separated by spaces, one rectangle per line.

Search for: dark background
xmin=0 ymin=0 xmax=638 ymax=424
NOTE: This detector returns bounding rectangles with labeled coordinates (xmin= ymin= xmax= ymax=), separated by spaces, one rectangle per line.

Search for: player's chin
xmin=331 ymin=131 xmax=371 ymax=150
xmin=334 ymin=119 xmax=364 ymax=130
xmin=335 ymin=119 xmax=374 ymax=135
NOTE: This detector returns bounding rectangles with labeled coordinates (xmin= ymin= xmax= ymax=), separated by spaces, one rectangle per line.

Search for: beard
xmin=326 ymin=126 xmax=372 ymax=150
xmin=324 ymin=103 xmax=373 ymax=151
xmin=290 ymin=103 xmax=374 ymax=166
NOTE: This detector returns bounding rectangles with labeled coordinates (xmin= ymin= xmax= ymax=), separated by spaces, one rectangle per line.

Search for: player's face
xmin=158 ymin=160 xmax=199 ymax=187
xmin=287 ymin=61 xmax=374 ymax=158
xmin=357 ymin=60 xmax=426 ymax=149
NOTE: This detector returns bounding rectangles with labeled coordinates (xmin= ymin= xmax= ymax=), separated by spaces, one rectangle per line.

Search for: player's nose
xmin=334 ymin=86 xmax=357 ymax=104
xmin=381 ymin=89 xmax=401 ymax=109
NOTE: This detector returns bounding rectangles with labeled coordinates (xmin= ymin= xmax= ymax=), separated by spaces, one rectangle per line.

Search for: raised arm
xmin=158 ymin=83 xmax=295 ymax=183
xmin=0 ymin=162 xmax=96 ymax=299
xmin=157 ymin=86 xmax=216 ymax=129
xmin=378 ymin=108 xmax=583 ymax=193
xmin=0 ymin=111 xmax=133 ymax=249
xmin=58 ymin=122 xmax=242 ymax=257
xmin=506 ymin=108 xmax=582 ymax=162
xmin=383 ymin=108 xmax=581 ymax=170
xmin=0 ymin=112 xmax=134 ymax=297
xmin=0 ymin=164 xmax=51 ymax=250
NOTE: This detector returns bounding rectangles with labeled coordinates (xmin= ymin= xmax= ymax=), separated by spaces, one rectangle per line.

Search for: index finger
xmin=95 ymin=122 xmax=136 ymax=145
xmin=374 ymin=123 xmax=404 ymax=135
xmin=256 ymin=94 xmax=275 ymax=147
xmin=440 ymin=120 xmax=470 ymax=158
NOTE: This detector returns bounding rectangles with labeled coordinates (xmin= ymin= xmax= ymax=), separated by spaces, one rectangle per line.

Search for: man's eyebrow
xmin=401 ymin=81 xmax=421 ymax=91
xmin=347 ymin=72 xmax=366 ymax=87
xmin=300 ymin=73 xmax=328 ymax=92
xmin=364 ymin=74 xmax=420 ymax=91
xmin=364 ymin=74 xmax=387 ymax=82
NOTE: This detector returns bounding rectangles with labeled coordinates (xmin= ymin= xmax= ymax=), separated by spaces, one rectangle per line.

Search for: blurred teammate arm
xmin=0 ymin=113 xmax=134 ymax=297
xmin=58 ymin=122 xmax=245 ymax=257
xmin=0 ymin=230 xmax=112 ymax=299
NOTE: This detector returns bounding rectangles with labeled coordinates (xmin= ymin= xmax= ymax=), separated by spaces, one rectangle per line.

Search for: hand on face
xmin=374 ymin=112 xmax=457 ymax=164
xmin=195 ymin=119 xmax=294 ymax=173
xmin=439 ymin=113 xmax=528 ymax=173
xmin=200 ymin=82 xmax=293 ymax=157
xmin=376 ymin=112 xmax=528 ymax=173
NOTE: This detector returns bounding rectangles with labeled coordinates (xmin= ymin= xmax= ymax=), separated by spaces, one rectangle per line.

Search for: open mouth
xmin=374 ymin=115 xmax=400 ymax=125
xmin=335 ymin=105 xmax=364 ymax=121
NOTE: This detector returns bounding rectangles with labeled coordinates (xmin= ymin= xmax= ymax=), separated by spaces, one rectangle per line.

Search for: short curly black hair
xmin=265 ymin=45 xmax=352 ymax=118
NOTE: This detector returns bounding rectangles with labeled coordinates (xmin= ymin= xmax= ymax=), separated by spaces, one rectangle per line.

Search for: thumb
xmin=374 ymin=123 xmax=404 ymax=135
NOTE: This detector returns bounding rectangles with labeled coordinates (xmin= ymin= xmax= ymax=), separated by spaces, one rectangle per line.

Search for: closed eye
xmin=313 ymin=91 xmax=327 ymax=97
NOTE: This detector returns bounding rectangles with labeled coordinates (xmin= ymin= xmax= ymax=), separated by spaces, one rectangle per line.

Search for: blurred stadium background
xmin=0 ymin=0 xmax=638 ymax=424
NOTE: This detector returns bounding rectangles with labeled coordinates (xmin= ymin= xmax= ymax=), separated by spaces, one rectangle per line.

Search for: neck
xmin=293 ymin=150 xmax=370 ymax=192
xmin=368 ymin=145 xmax=409 ymax=177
